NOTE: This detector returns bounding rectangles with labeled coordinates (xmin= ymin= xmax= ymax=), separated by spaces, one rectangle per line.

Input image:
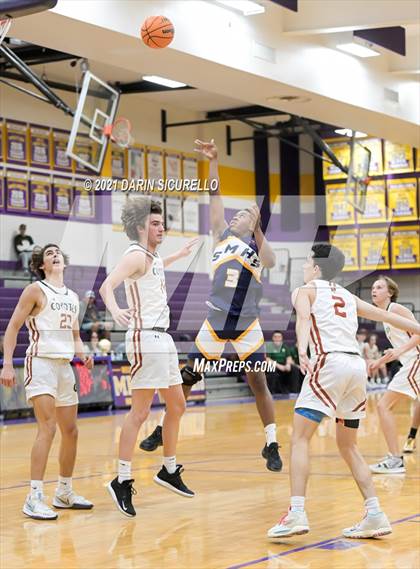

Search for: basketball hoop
xmin=0 ymin=18 xmax=11 ymax=46
xmin=104 ymin=117 xmax=133 ymax=149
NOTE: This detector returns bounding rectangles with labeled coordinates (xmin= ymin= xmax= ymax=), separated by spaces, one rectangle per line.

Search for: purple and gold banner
xmin=387 ymin=178 xmax=418 ymax=222
xmin=384 ymin=141 xmax=414 ymax=174
xmin=73 ymin=179 xmax=95 ymax=219
xmin=6 ymin=170 xmax=29 ymax=211
xmin=359 ymin=227 xmax=390 ymax=270
xmin=356 ymin=179 xmax=387 ymax=224
xmin=111 ymin=148 xmax=126 ymax=179
xmin=74 ymin=137 xmax=93 ymax=174
xmin=30 ymin=174 xmax=51 ymax=214
xmin=52 ymin=129 xmax=72 ymax=171
xmin=323 ymin=140 xmax=350 ymax=180
xmin=53 ymin=177 xmax=73 ymax=217
xmin=30 ymin=124 xmax=51 ymax=168
xmin=330 ymin=228 xmax=359 ymax=271
xmin=391 ymin=225 xmax=420 ymax=269
xmin=6 ymin=120 xmax=28 ymax=165
xmin=325 ymin=183 xmax=355 ymax=225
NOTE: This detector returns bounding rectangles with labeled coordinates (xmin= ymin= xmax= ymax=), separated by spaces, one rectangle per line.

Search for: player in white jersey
xmin=268 ymin=244 xmax=420 ymax=540
xmin=100 ymin=197 xmax=197 ymax=517
xmin=0 ymin=244 xmax=94 ymax=520
xmin=367 ymin=276 xmax=420 ymax=474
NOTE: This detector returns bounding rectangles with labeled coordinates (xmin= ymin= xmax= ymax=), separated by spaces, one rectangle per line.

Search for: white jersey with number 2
xmin=308 ymin=279 xmax=360 ymax=356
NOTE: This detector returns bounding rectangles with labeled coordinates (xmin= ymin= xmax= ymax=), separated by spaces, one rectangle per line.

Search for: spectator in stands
xmin=364 ymin=333 xmax=388 ymax=385
xmin=79 ymin=290 xmax=112 ymax=339
xmin=288 ymin=341 xmax=305 ymax=393
xmin=87 ymin=331 xmax=101 ymax=356
xmin=266 ymin=331 xmax=300 ymax=394
xmin=13 ymin=224 xmax=35 ymax=276
xmin=356 ymin=328 xmax=368 ymax=354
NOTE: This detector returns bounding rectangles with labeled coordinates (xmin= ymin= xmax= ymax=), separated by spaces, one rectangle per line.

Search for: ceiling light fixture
xmin=335 ymin=128 xmax=367 ymax=138
xmin=215 ymin=1 xmax=265 ymax=16
xmin=336 ymin=42 xmax=380 ymax=58
xmin=142 ymin=75 xmax=187 ymax=89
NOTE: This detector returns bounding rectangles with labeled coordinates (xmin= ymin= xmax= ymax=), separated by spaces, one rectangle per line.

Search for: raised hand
xmin=194 ymin=139 xmax=218 ymax=161
xmin=248 ymin=204 xmax=262 ymax=232
xmin=179 ymin=237 xmax=200 ymax=258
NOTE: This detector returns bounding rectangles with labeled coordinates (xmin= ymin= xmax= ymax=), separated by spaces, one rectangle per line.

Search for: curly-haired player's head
xmin=371 ymin=275 xmax=399 ymax=306
xmin=121 ymin=197 xmax=164 ymax=247
xmin=30 ymin=244 xmax=69 ymax=280
xmin=303 ymin=243 xmax=345 ymax=283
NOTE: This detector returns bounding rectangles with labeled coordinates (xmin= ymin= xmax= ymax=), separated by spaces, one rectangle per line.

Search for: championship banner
xmin=52 ymin=129 xmax=72 ymax=171
xmin=330 ymin=229 xmax=359 ymax=271
xmin=73 ymin=136 xmax=94 ymax=174
xmin=128 ymin=146 xmax=146 ymax=179
xmin=6 ymin=120 xmax=28 ymax=165
xmin=325 ymin=183 xmax=355 ymax=225
xmin=359 ymin=227 xmax=390 ymax=270
xmin=29 ymin=124 xmax=51 ymax=168
xmin=182 ymin=196 xmax=199 ymax=235
xmin=416 ymin=148 xmax=420 ymax=172
xmin=30 ymin=174 xmax=51 ymax=214
xmin=356 ymin=179 xmax=387 ymax=224
xmin=182 ymin=154 xmax=198 ymax=180
xmin=165 ymin=151 xmax=181 ymax=181
xmin=391 ymin=225 xmax=420 ymax=269
xmin=322 ymin=140 xmax=350 ymax=180
xmin=6 ymin=170 xmax=29 ymax=211
xmin=53 ymin=177 xmax=73 ymax=217
xmin=73 ymin=178 xmax=95 ymax=219
xmin=166 ymin=195 xmax=183 ymax=234
xmin=111 ymin=147 xmax=126 ymax=179
xmin=0 ymin=168 xmax=4 ymax=210
xmin=384 ymin=141 xmax=414 ymax=174
xmin=387 ymin=178 xmax=418 ymax=221
xmin=146 ymin=147 xmax=164 ymax=188
xmin=358 ymin=138 xmax=383 ymax=176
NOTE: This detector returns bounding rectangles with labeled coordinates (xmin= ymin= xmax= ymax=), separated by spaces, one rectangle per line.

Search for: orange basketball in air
xmin=141 ymin=16 xmax=174 ymax=49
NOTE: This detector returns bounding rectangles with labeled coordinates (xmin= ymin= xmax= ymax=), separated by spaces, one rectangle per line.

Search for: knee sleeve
xmin=181 ymin=365 xmax=203 ymax=387
xmin=336 ymin=418 xmax=360 ymax=429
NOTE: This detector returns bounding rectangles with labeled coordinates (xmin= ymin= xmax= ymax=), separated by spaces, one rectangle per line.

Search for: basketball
xmin=98 ymin=338 xmax=112 ymax=354
xmin=141 ymin=16 xmax=174 ymax=49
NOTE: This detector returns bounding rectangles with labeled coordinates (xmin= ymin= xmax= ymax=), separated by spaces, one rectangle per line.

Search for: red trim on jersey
xmin=129 ymin=284 xmax=141 ymax=330
xmin=407 ymin=358 xmax=420 ymax=397
xmin=28 ymin=319 xmax=39 ymax=356
xmin=309 ymin=354 xmax=332 ymax=408
xmin=311 ymin=314 xmax=325 ymax=355
xmin=352 ymin=399 xmax=366 ymax=412
xmin=133 ymin=282 xmax=142 ymax=329
xmin=313 ymin=354 xmax=336 ymax=409
xmin=310 ymin=329 xmax=319 ymax=356
xmin=24 ymin=356 xmax=33 ymax=387
xmin=130 ymin=330 xmax=142 ymax=378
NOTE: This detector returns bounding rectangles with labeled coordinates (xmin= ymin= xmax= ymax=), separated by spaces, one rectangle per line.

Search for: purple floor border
xmin=225 ymin=513 xmax=420 ymax=569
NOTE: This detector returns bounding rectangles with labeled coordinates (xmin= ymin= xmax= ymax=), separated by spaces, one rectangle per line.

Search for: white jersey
xmin=124 ymin=242 xmax=170 ymax=330
xmin=309 ymin=280 xmax=360 ymax=356
xmin=384 ymin=303 xmax=420 ymax=366
xmin=26 ymin=281 xmax=79 ymax=360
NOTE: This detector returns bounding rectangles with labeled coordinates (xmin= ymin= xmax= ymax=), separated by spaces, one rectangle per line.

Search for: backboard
xmin=0 ymin=0 xmax=57 ymax=19
xmin=67 ymin=71 xmax=120 ymax=174
xmin=345 ymin=134 xmax=371 ymax=214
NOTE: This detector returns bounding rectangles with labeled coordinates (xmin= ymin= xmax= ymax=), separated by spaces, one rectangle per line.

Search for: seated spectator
xmin=87 ymin=331 xmax=101 ymax=356
xmin=356 ymin=328 xmax=368 ymax=354
xmin=79 ymin=290 xmax=113 ymax=339
xmin=288 ymin=341 xmax=305 ymax=392
xmin=265 ymin=331 xmax=301 ymax=394
xmin=363 ymin=333 xmax=388 ymax=385
xmin=13 ymin=224 xmax=35 ymax=276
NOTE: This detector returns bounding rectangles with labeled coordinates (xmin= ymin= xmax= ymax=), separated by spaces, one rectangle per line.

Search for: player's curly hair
xmin=378 ymin=275 xmax=399 ymax=302
xmin=30 ymin=244 xmax=69 ymax=280
xmin=121 ymin=197 xmax=163 ymax=241
xmin=311 ymin=243 xmax=345 ymax=280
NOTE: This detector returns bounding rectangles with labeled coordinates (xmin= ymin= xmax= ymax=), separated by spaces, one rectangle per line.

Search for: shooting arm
xmin=253 ymin=225 xmax=276 ymax=268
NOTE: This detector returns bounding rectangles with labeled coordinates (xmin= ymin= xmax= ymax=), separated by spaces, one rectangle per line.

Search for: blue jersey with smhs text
xmin=209 ymin=229 xmax=263 ymax=317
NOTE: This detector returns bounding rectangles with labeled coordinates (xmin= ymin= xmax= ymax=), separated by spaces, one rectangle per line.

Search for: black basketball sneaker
xmin=107 ymin=477 xmax=137 ymax=517
xmin=154 ymin=465 xmax=195 ymax=497
xmin=262 ymin=442 xmax=283 ymax=472
xmin=139 ymin=425 xmax=163 ymax=452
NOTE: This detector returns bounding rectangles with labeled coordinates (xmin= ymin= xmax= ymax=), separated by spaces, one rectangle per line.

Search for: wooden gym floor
xmin=1 ymin=394 xmax=419 ymax=569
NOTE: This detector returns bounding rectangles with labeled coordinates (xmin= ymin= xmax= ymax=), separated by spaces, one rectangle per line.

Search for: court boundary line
xmin=225 ymin=513 xmax=420 ymax=569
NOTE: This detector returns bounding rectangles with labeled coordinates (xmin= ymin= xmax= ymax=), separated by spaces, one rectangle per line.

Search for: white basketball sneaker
xmin=267 ymin=508 xmax=309 ymax=539
xmin=343 ymin=512 xmax=392 ymax=538
xmin=53 ymin=490 xmax=93 ymax=509
xmin=23 ymin=492 xmax=58 ymax=520
xmin=370 ymin=454 xmax=405 ymax=474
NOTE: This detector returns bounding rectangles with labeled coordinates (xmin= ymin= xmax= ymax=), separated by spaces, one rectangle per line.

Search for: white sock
xmin=290 ymin=496 xmax=305 ymax=512
xmin=30 ymin=480 xmax=43 ymax=498
xmin=158 ymin=411 xmax=166 ymax=428
xmin=264 ymin=423 xmax=277 ymax=445
xmin=118 ymin=460 xmax=132 ymax=483
xmin=57 ymin=476 xmax=72 ymax=494
xmin=365 ymin=497 xmax=381 ymax=515
xmin=163 ymin=456 xmax=177 ymax=474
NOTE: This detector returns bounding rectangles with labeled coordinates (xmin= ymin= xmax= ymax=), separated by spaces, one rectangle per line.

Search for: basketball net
xmin=103 ymin=117 xmax=133 ymax=149
xmin=0 ymin=18 xmax=11 ymax=46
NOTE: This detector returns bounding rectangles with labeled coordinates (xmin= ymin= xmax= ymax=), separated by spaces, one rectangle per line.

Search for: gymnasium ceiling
xmin=3 ymin=0 xmax=420 ymax=145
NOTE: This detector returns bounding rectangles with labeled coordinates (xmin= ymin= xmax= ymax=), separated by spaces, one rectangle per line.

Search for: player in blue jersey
xmin=140 ymin=139 xmax=282 ymax=471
